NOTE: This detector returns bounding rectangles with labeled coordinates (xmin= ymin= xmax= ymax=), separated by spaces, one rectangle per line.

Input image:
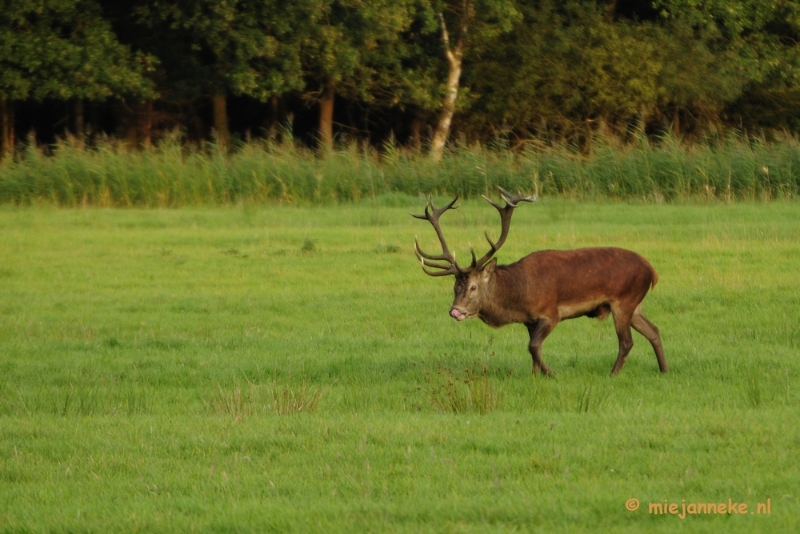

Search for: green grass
xmin=1 ymin=199 xmax=799 ymax=532
xmin=2 ymin=133 xmax=800 ymax=206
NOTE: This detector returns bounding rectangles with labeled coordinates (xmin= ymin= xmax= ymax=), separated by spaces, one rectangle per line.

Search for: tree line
xmin=2 ymin=0 xmax=800 ymax=158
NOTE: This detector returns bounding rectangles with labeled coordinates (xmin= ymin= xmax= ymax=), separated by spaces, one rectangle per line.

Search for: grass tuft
xmin=0 ymin=380 xmax=152 ymax=417
xmin=744 ymin=374 xmax=763 ymax=408
xmin=269 ymin=383 xmax=324 ymax=415
xmin=206 ymin=381 xmax=325 ymax=419
xmin=300 ymin=238 xmax=317 ymax=253
xmin=375 ymin=243 xmax=401 ymax=253
xmin=423 ymin=364 xmax=503 ymax=415
xmin=575 ymin=385 xmax=612 ymax=413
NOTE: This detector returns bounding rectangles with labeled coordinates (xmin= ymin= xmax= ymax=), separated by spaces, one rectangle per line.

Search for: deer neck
xmin=478 ymin=266 xmax=527 ymax=327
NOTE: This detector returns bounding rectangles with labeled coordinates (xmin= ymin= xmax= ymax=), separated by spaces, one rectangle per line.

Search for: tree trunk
xmin=637 ymin=106 xmax=648 ymax=137
xmin=605 ymin=0 xmax=618 ymax=22
xmin=10 ymin=104 xmax=15 ymax=154
xmin=140 ymin=100 xmax=153 ymax=147
xmin=89 ymin=101 xmax=99 ymax=135
xmin=672 ymin=106 xmax=680 ymax=136
xmin=410 ymin=112 xmax=423 ymax=151
xmin=0 ymin=100 xmax=6 ymax=156
xmin=268 ymin=95 xmax=280 ymax=139
xmin=430 ymin=11 xmax=469 ymax=162
xmin=318 ymin=83 xmax=335 ymax=153
xmin=74 ymin=99 xmax=85 ymax=142
xmin=430 ymin=53 xmax=462 ymax=161
xmin=212 ymin=94 xmax=229 ymax=148
xmin=116 ymin=100 xmax=138 ymax=147
xmin=0 ymin=98 xmax=13 ymax=157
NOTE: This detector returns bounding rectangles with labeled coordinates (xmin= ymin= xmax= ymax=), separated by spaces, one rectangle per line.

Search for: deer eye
xmin=469 ymin=284 xmax=477 ymax=291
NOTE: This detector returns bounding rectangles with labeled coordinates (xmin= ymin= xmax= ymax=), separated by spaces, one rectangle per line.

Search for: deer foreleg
xmin=610 ymin=308 xmax=634 ymax=375
xmin=526 ymin=319 xmax=556 ymax=377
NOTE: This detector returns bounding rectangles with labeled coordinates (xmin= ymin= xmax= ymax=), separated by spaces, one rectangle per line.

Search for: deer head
xmin=411 ymin=187 xmax=536 ymax=320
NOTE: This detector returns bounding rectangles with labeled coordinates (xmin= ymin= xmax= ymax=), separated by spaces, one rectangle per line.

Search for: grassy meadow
xmin=1 ymin=198 xmax=799 ymax=532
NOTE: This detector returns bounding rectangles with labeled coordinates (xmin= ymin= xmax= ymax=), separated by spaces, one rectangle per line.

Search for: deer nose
xmin=450 ymin=308 xmax=465 ymax=321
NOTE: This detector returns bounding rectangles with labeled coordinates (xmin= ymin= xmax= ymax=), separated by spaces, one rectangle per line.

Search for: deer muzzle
xmin=450 ymin=307 xmax=466 ymax=321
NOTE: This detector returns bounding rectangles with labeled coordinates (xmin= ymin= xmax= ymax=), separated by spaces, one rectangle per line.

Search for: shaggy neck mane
xmin=478 ymin=263 xmax=528 ymax=327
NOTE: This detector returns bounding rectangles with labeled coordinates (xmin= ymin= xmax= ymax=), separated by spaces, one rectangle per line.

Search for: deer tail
xmin=648 ymin=262 xmax=659 ymax=289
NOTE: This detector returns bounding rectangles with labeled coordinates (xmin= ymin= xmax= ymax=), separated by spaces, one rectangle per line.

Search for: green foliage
xmin=134 ymin=0 xmax=306 ymax=100
xmin=0 ymin=0 xmax=155 ymax=100
xmin=0 ymin=204 xmax=799 ymax=531
xmin=655 ymin=0 xmax=800 ymax=128
xmin=4 ymin=0 xmax=800 ymax=147
xmin=466 ymin=0 xmax=796 ymax=138
xmin=137 ymin=0 xmax=425 ymax=102
xmin=396 ymin=0 xmax=522 ymax=160
xmin=295 ymin=0 xmax=418 ymax=94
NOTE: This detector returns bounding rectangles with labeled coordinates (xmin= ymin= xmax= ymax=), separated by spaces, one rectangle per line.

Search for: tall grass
xmin=1 ymin=132 xmax=799 ymax=206
xmin=205 ymin=381 xmax=324 ymax=419
xmin=422 ymin=364 xmax=504 ymax=415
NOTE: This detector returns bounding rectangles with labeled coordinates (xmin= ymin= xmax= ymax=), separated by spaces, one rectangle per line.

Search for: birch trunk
xmin=430 ymin=51 xmax=462 ymax=161
xmin=430 ymin=10 xmax=470 ymax=162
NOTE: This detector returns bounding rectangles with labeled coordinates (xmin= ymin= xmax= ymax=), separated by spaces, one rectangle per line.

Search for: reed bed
xmin=1 ymin=133 xmax=798 ymax=206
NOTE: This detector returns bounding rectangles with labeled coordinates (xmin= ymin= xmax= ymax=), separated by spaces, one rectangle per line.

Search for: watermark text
xmin=625 ymin=498 xmax=771 ymax=519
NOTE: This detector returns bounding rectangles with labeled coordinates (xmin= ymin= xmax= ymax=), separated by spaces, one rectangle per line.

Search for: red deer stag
xmin=412 ymin=188 xmax=667 ymax=376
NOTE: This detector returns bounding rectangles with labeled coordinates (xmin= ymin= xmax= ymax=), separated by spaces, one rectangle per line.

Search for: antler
xmin=411 ymin=195 xmax=463 ymax=276
xmin=470 ymin=186 xmax=536 ymax=269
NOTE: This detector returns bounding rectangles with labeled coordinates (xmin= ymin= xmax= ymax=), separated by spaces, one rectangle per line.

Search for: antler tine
xmin=413 ymin=236 xmax=456 ymax=263
xmin=481 ymin=194 xmax=503 ymax=210
xmin=410 ymin=194 xmax=459 ymax=221
xmin=409 ymin=199 xmax=432 ymax=221
xmin=415 ymin=248 xmax=460 ymax=276
xmin=410 ymin=195 xmax=463 ymax=276
xmin=472 ymin=186 xmax=536 ymax=269
xmin=497 ymin=186 xmax=537 ymax=205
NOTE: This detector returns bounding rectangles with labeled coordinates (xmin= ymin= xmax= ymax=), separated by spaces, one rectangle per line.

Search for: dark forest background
xmin=3 ymin=0 xmax=800 ymax=157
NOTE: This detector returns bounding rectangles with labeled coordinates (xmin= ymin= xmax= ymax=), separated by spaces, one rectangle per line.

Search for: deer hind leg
xmin=609 ymin=303 xmax=635 ymax=376
xmin=631 ymin=305 xmax=668 ymax=373
xmin=526 ymin=319 xmax=556 ymax=377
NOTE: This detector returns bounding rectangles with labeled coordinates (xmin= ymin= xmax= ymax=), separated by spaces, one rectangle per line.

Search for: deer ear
xmin=481 ymin=258 xmax=497 ymax=279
